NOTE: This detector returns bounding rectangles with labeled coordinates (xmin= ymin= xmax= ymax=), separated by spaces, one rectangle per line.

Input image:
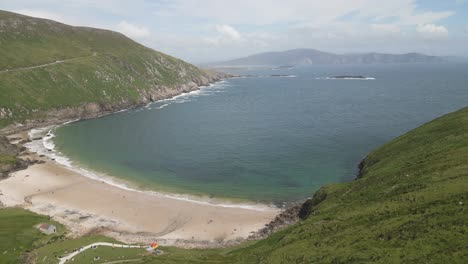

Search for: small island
xmin=331 ymin=75 xmax=366 ymax=79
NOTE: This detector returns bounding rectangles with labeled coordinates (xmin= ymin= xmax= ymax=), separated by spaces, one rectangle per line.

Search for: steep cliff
xmin=0 ymin=10 xmax=228 ymax=131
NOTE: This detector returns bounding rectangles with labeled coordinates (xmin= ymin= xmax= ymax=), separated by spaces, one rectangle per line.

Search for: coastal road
xmin=58 ymin=242 xmax=143 ymax=264
xmin=0 ymin=54 xmax=96 ymax=74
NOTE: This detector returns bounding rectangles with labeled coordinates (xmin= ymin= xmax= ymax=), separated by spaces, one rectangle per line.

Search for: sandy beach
xmin=0 ymin=132 xmax=279 ymax=247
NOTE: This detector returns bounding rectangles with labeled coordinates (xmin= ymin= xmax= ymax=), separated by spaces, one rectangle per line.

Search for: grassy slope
xmin=0 ymin=10 xmax=217 ymax=127
xmin=148 ymin=107 xmax=467 ymax=263
xmin=0 ymin=109 xmax=466 ymax=263
xmin=0 ymin=9 xmax=466 ymax=263
xmin=33 ymin=235 xmax=130 ymax=264
xmin=1 ymin=107 xmax=460 ymax=264
xmin=0 ymin=136 xmax=22 ymax=178
xmin=0 ymin=208 xmax=65 ymax=264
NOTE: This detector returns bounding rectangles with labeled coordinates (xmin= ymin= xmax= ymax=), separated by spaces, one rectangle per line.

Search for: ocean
xmin=50 ymin=63 xmax=468 ymax=204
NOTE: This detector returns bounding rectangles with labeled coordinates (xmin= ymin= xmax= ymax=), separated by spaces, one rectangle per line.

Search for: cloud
xmin=4 ymin=0 xmax=465 ymax=62
xmin=417 ymin=24 xmax=449 ymax=38
xmin=153 ymin=0 xmax=453 ymax=26
xmin=216 ymin=25 xmax=242 ymax=41
xmin=371 ymin=24 xmax=401 ymax=34
xmin=116 ymin=20 xmax=150 ymax=38
xmin=204 ymin=24 xmax=245 ymax=46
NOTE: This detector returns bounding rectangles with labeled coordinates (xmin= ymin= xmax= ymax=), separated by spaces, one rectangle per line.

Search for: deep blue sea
xmin=53 ymin=63 xmax=468 ymax=204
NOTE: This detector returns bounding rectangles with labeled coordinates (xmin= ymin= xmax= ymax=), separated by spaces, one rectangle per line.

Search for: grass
xmin=68 ymin=246 xmax=144 ymax=263
xmin=33 ymin=235 xmax=125 ymax=264
xmin=0 ymin=107 xmax=463 ymax=263
xmin=0 ymin=154 xmax=16 ymax=165
xmin=0 ymin=10 xmax=220 ymax=128
xmin=0 ymin=136 xmax=21 ymax=177
xmin=0 ymin=208 xmax=64 ymax=264
xmin=0 ymin=9 xmax=466 ymax=260
xmin=139 ymin=107 xmax=468 ymax=263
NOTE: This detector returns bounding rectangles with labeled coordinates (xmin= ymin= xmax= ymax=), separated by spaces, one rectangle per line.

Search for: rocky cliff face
xmin=0 ymin=136 xmax=37 ymax=181
xmin=0 ymin=72 xmax=229 ymax=134
xmin=0 ymin=10 xmax=231 ymax=132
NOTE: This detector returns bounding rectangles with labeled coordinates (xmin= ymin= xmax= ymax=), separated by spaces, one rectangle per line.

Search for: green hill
xmin=144 ymin=107 xmax=468 ymax=263
xmin=0 ymin=10 xmax=226 ymax=130
xmin=138 ymin=107 xmax=468 ymax=263
xmin=0 ymin=9 xmax=466 ymax=264
xmin=206 ymin=107 xmax=467 ymax=263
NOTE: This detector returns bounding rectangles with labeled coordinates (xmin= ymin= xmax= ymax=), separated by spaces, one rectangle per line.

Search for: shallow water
xmin=53 ymin=63 xmax=468 ymax=204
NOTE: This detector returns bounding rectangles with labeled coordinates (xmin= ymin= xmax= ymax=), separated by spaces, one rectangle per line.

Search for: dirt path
xmin=0 ymin=54 xmax=95 ymax=74
xmin=102 ymin=259 xmax=142 ymax=264
xmin=58 ymin=242 xmax=143 ymax=264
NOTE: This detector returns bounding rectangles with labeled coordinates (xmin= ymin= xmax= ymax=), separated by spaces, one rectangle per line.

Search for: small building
xmin=37 ymin=223 xmax=57 ymax=235
xmin=145 ymin=247 xmax=154 ymax=252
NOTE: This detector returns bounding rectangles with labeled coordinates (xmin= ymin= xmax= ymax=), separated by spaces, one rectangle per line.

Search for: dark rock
xmin=298 ymin=188 xmax=328 ymax=220
xmin=332 ymin=75 xmax=367 ymax=79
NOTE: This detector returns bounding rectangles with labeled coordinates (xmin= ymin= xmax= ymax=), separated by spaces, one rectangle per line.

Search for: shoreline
xmin=0 ymin=121 xmax=279 ymax=249
xmin=26 ymin=121 xmax=275 ymax=212
xmin=25 ymin=79 xmax=275 ymax=211
xmin=0 ymin=73 xmax=232 ymax=135
xmin=0 ymin=78 xmax=280 ymax=248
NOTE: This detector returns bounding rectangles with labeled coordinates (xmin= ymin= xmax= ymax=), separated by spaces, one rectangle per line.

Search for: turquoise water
xmin=53 ymin=63 xmax=468 ymax=204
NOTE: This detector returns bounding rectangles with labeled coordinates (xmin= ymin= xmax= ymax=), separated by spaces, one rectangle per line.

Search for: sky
xmin=1 ymin=0 xmax=467 ymax=63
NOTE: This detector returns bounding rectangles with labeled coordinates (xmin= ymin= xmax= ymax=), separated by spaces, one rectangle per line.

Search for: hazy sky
xmin=1 ymin=0 xmax=467 ymax=63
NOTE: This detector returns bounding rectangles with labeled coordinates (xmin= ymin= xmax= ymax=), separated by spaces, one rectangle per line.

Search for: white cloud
xmin=14 ymin=9 xmax=67 ymax=23
xmin=216 ymin=25 xmax=242 ymax=41
xmin=116 ymin=20 xmax=150 ymax=39
xmin=417 ymin=24 xmax=449 ymax=38
xmin=371 ymin=24 xmax=401 ymax=34
xmin=204 ymin=24 xmax=245 ymax=46
xmin=3 ymin=0 xmax=465 ymax=62
xmin=153 ymin=0 xmax=453 ymax=26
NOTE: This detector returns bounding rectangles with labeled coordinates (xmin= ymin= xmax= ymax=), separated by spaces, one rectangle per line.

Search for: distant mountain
xmin=211 ymin=49 xmax=446 ymax=67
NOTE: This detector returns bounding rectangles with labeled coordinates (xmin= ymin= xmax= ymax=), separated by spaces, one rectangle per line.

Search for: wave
xmin=145 ymin=81 xmax=230 ymax=110
xmin=156 ymin=103 xmax=169 ymax=109
xmin=248 ymin=75 xmax=297 ymax=78
xmin=25 ymin=125 xmax=274 ymax=211
xmin=316 ymin=77 xmax=376 ymax=80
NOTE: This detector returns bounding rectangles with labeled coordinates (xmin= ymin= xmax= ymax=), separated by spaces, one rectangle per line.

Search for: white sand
xmin=0 ymin=133 xmax=278 ymax=247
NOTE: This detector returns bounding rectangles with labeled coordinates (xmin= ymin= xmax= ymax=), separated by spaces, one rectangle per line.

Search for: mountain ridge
xmin=210 ymin=48 xmax=446 ymax=66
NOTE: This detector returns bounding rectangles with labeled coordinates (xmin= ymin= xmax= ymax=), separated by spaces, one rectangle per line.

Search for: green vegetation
xmin=207 ymin=106 xmax=467 ymax=263
xmin=0 ymin=136 xmax=23 ymax=178
xmin=0 ymin=154 xmax=16 ymax=165
xmin=33 ymin=235 xmax=129 ymax=264
xmin=0 ymin=9 xmax=466 ymax=264
xmin=70 ymin=246 xmax=144 ymax=263
xmin=1 ymin=107 xmax=465 ymax=263
xmin=0 ymin=10 xmax=222 ymax=128
xmin=0 ymin=208 xmax=64 ymax=264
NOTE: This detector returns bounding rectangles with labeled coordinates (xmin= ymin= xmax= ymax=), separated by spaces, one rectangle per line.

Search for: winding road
xmin=0 ymin=54 xmax=95 ymax=74
xmin=58 ymin=242 xmax=143 ymax=264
